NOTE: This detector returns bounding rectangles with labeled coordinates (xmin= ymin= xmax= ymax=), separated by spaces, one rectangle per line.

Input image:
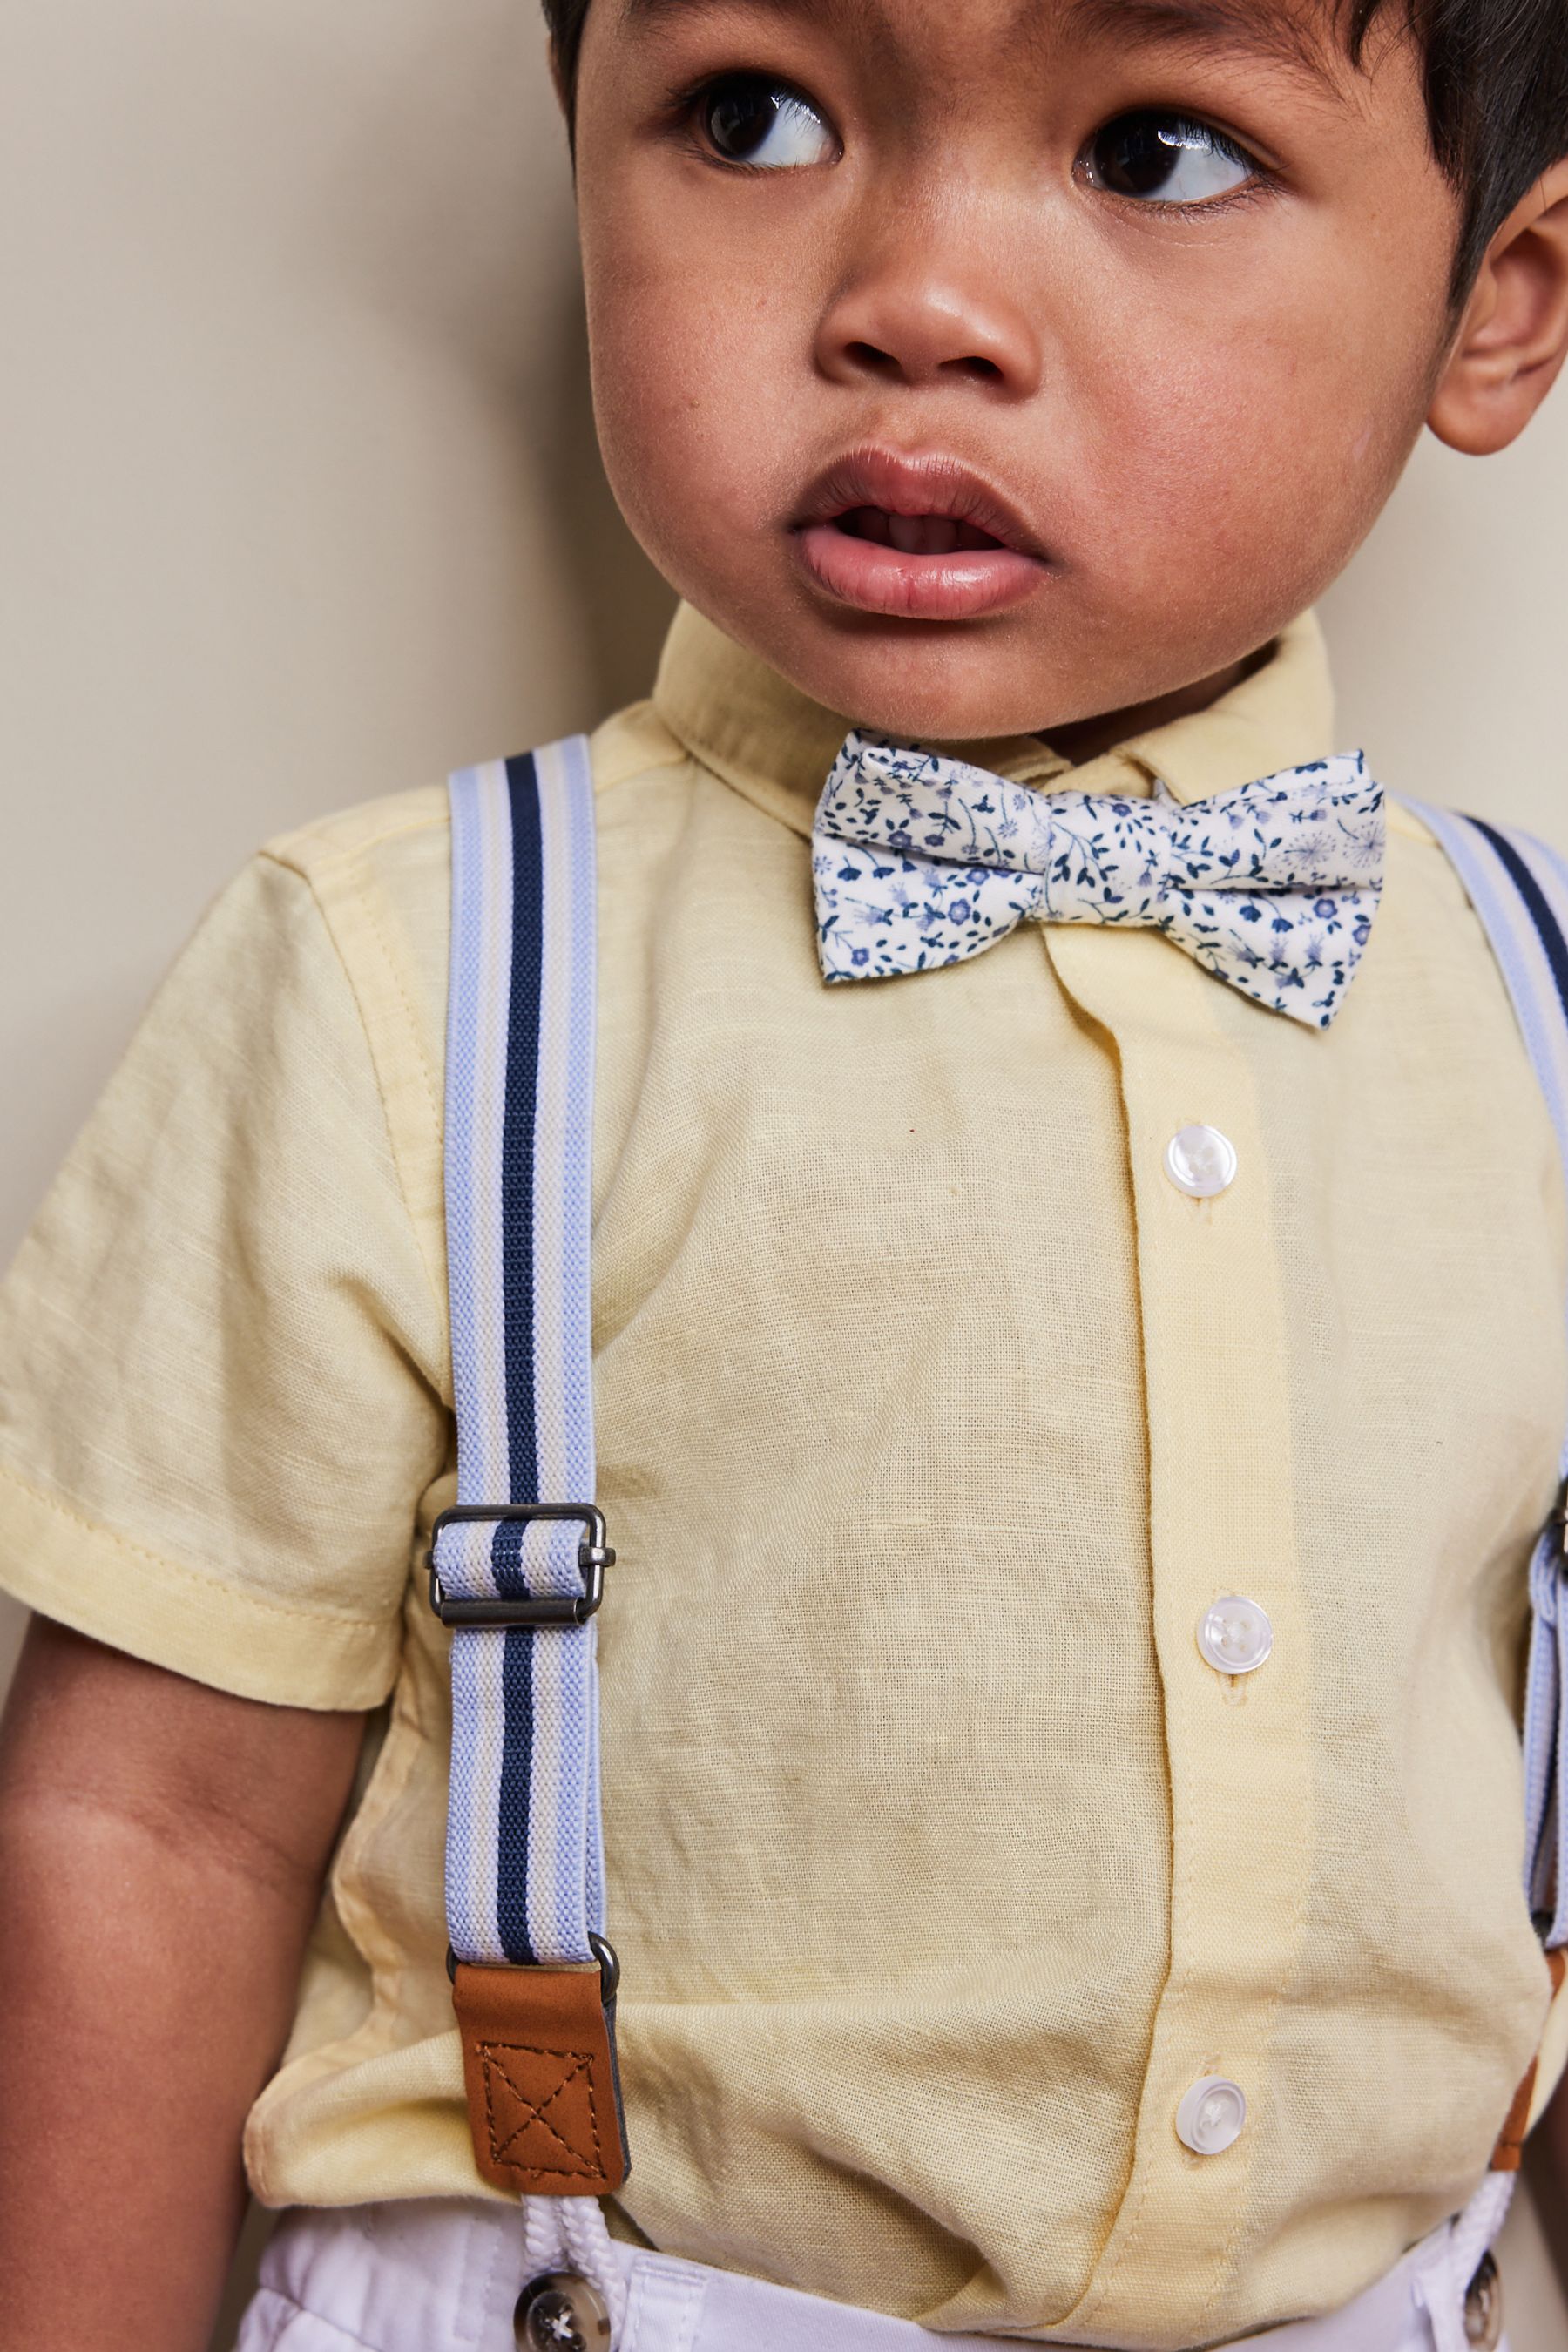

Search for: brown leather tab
xmin=1491 ymin=1946 xmax=1566 ymax=2171
xmin=1490 ymin=2062 xmax=1536 ymax=2171
xmin=453 ymin=1962 xmax=629 ymax=2196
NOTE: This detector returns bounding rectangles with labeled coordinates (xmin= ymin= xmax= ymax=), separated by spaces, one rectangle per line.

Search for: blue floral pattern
xmin=813 ymin=734 xmax=1385 ymax=1029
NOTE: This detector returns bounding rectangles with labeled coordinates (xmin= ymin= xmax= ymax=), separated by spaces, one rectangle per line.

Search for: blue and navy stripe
xmin=1410 ymin=800 xmax=1568 ymax=1950
xmin=436 ymin=740 xmax=605 ymax=1971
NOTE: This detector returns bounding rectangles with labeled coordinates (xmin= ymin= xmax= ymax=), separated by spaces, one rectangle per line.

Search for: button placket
xmin=1031 ymin=926 xmax=1312 ymax=2343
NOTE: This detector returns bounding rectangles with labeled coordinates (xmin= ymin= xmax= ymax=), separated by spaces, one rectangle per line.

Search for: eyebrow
xmin=621 ymin=0 xmax=1349 ymax=91
xmin=623 ymin=0 xmax=829 ymax=24
xmin=1062 ymin=0 xmax=1343 ymax=85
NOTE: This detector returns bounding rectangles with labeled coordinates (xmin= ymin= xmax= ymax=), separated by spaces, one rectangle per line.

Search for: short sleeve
xmin=0 ymin=851 xmax=449 ymax=1708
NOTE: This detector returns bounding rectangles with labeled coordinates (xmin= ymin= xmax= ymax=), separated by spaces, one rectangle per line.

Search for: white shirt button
xmin=1196 ymin=1595 xmax=1274 ymax=1677
xmin=1164 ymin=1125 xmax=1238 ymax=1199
xmin=1176 ymin=2077 xmax=1247 ymax=2156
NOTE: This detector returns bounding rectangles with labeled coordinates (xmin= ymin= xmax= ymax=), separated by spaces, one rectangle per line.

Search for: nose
xmin=814 ymin=226 xmax=1043 ymax=397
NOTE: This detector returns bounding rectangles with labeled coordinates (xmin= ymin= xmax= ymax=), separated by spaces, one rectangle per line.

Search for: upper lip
xmin=794 ymin=446 xmax=1045 ymax=559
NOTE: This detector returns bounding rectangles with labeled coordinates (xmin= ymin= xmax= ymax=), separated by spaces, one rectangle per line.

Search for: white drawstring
xmin=1412 ymin=2171 xmax=1514 ymax=2352
xmin=522 ymin=2194 xmax=632 ymax=2342
xmin=1449 ymin=2168 xmax=1513 ymax=2292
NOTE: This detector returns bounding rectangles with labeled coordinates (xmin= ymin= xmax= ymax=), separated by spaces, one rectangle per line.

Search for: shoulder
xmin=260 ymin=698 xmax=691 ymax=889
xmin=1389 ymin=790 xmax=1564 ymax=862
xmin=262 ymin=780 xmax=450 ymax=885
xmin=1385 ymin=793 xmax=1568 ymax=932
xmin=231 ymin=698 xmax=697 ymax=1126
xmin=592 ymin=697 xmax=691 ymax=801
xmin=1377 ymin=796 xmax=1568 ymax=1144
xmin=1389 ymin=793 xmax=1567 ymax=913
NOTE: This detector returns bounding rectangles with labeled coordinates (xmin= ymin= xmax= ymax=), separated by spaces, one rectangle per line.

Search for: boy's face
xmin=572 ymin=0 xmax=1463 ymax=738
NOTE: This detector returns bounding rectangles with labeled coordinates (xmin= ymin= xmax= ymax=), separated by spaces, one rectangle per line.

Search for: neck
xmin=1042 ymin=648 xmax=1267 ymax=768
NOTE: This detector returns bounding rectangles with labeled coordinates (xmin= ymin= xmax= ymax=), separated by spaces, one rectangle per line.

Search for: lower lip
xmin=794 ymin=521 xmax=1046 ymax=620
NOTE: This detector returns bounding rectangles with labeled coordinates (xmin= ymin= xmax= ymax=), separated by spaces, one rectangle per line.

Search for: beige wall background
xmin=0 ymin=0 xmax=1565 ymax=2337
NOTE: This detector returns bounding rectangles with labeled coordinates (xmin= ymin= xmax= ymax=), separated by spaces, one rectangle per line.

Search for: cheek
xmin=582 ymin=186 xmax=806 ymax=578
xmin=1072 ymin=245 xmax=1438 ymax=620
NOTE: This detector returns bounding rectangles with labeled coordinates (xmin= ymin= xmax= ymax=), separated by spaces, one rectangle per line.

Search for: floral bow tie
xmin=813 ymin=735 xmax=1386 ymax=1029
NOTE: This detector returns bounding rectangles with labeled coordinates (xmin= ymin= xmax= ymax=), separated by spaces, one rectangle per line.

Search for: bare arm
xmin=0 ymin=1616 xmax=365 ymax=2352
xmin=1540 ymin=2079 xmax=1568 ymax=2295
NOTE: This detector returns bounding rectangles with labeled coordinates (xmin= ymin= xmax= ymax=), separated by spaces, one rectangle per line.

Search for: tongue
xmin=838 ymin=507 xmax=1004 ymax=556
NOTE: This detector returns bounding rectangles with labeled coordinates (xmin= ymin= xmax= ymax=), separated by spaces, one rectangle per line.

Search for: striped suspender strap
xmin=1409 ymin=801 xmax=1568 ymax=1959
xmin=430 ymin=740 xmax=630 ymax=2200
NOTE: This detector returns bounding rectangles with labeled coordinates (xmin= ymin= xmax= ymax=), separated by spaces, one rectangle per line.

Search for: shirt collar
xmin=652 ymin=600 xmax=1336 ymax=840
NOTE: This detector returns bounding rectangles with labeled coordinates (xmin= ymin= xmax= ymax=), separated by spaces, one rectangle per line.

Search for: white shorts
xmin=233 ymin=2181 xmax=1511 ymax=2352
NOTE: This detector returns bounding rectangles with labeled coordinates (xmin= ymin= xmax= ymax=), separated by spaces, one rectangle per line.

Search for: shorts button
xmin=1463 ymin=2253 xmax=1503 ymax=2351
xmin=515 ymin=2272 xmax=613 ymax=2352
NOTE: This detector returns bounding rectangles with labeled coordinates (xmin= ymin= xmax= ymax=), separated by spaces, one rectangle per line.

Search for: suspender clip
xmin=428 ymin=1502 xmax=614 ymax=1628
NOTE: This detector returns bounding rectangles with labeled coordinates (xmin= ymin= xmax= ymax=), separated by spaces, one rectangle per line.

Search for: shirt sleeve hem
xmin=0 ymin=1456 xmax=402 ymax=1711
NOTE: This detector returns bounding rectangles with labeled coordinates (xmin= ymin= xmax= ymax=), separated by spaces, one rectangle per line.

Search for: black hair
xmin=540 ymin=0 xmax=1568 ymax=296
xmin=1344 ymin=0 xmax=1568 ymax=289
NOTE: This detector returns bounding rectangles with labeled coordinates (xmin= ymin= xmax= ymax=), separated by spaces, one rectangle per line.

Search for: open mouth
xmin=793 ymin=447 xmax=1047 ymax=620
xmin=830 ymin=509 xmax=1009 ymax=557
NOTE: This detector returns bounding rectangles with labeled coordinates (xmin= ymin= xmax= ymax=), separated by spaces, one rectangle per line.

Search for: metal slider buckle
xmin=427 ymin=1503 xmax=614 ymax=1628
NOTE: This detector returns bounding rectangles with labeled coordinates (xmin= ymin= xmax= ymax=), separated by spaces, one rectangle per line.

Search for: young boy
xmin=3 ymin=2 xmax=1568 ymax=2348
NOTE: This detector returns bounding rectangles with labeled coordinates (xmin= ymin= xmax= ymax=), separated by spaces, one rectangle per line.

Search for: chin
xmin=793 ymin=629 xmax=1072 ymax=744
xmin=841 ymin=674 xmax=1050 ymax=741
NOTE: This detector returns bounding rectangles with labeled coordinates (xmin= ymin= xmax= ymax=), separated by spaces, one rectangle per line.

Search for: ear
xmin=1429 ymin=157 xmax=1568 ymax=456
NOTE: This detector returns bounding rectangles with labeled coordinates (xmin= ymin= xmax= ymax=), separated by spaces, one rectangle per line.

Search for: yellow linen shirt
xmin=0 ymin=605 xmax=1564 ymax=2348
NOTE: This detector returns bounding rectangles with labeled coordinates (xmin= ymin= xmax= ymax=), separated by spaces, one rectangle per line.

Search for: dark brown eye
xmin=699 ymin=74 xmax=837 ymax=169
xmin=1084 ymin=111 xmax=1254 ymax=204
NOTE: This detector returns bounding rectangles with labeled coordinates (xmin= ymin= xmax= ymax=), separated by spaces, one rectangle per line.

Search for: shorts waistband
xmin=234 ymin=2183 xmax=1512 ymax=2352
